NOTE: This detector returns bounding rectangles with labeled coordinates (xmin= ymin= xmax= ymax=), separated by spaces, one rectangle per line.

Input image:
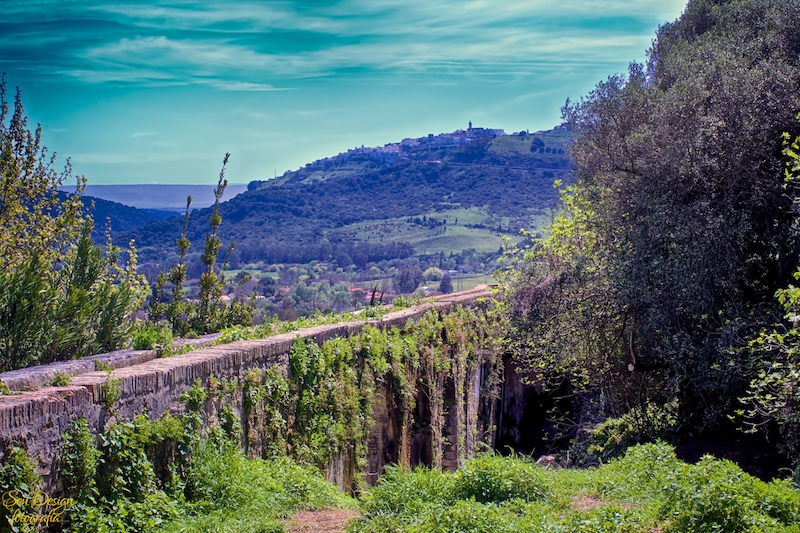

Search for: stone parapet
xmin=0 ymin=287 xmax=492 ymax=491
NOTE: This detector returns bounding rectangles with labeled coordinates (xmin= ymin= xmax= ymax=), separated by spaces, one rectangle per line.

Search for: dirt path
xmin=286 ymin=508 xmax=358 ymax=533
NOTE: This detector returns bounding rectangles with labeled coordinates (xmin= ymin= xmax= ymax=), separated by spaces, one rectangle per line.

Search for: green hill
xmin=56 ymin=191 xmax=180 ymax=241
xmin=124 ymin=128 xmax=572 ymax=263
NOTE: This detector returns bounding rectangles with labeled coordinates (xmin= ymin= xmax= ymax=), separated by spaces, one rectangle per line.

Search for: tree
xmin=504 ymin=0 xmax=800 ymax=431
xmin=191 ymin=154 xmax=231 ymax=333
xmin=741 ymin=127 xmax=800 ymax=458
xmin=439 ymin=273 xmax=453 ymax=294
xmin=393 ymin=264 xmax=423 ymax=294
xmin=0 ymin=75 xmax=85 ymax=268
xmin=424 ymin=267 xmax=443 ymax=282
xmin=0 ymin=77 xmax=148 ymax=370
xmin=149 ymin=154 xmax=254 ymax=335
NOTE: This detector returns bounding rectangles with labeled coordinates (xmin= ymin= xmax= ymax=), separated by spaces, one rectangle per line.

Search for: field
xmin=335 ymin=207 xmax=550 ymax=255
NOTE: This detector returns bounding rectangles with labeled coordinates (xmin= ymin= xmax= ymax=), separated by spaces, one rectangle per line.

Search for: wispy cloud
xmin=1 ymin=0 xmax=687 ymax=87
xmin=210 ymin=81 xmax=287 ymax=91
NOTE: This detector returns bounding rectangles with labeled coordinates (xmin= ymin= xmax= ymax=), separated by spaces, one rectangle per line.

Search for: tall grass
xmin=351 ymin=443 xmax=800 ymax=533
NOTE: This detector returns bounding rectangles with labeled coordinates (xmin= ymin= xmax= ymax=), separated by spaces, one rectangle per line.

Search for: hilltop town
xmin=303 ymin=122 xmax=508 ymax=169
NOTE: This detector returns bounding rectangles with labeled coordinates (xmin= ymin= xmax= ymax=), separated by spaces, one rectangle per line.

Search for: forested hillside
xmin=59 ymin=192 xmax=179 ymax=241
xmin=123 ymin=130 xmax=572 ymax=263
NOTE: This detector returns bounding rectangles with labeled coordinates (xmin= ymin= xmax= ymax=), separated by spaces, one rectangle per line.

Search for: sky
xmin=1 ymin=0 xmax=688 ymax=186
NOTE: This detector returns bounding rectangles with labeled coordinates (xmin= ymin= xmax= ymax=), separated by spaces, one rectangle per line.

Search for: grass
xmin=350 ymin=443 xmax=800 ymax=533
xmin=59 ymin=413 xmax=355 ymax=533
xmin=487 ymin=130 xmax=573 ymax=160
xmin=335 ymin=207 xmax=548 ymax=255
xmin=433 ymin=274 xmax=495 ymax=292
xmin=161 ymin=445 xmax=355 ymax=533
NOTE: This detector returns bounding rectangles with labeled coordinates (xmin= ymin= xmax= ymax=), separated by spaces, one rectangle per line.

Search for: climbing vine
xmin=40 ymin=302 xmax=499 ymax=532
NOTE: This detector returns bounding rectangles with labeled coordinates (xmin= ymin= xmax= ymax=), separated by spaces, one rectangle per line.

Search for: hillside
xmin=56 ymin=192 xmax=180 ymax=241
xmin=124 ymin=127 xmax=572 ymax=262
xmin=60 ymin=184 xmax=249 ymax=211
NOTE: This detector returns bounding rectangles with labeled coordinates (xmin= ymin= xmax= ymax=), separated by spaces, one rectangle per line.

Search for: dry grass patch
xmin=286 ymin=508 xmax=358 ymax=533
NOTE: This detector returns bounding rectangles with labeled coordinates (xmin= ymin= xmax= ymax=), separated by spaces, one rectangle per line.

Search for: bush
xmin=132 ymin=322 xmax=174 ymax=350
xmin=61 ymin=409 xmax=351 ymax=533
xmin=0 ymin=222 xmax=147 ymax=371
xmin=415 ymin=499 xmax=514 ymax=533
xmin=0 ymin=447 xmax=41 ymax=533
xmin=451 ymin=454 xmax=549 ymax=503
xmin=662 ymin=456 xmax=800 ymax=533
xmin=360 ymin=466 xmax=453 ymax=518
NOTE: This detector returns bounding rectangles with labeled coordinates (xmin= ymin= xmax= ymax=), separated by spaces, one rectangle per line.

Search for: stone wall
xmin=0 ymin=288 xmax=494 ymax=492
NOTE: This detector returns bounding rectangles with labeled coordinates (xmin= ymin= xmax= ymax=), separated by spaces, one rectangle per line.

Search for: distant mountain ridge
xmin=122 ymin=127 xmax=573 ymax=263
xmin=54 ymin=191 xmax=180 ymax=242
xmin=60 ymin=184 xmax=249 ymax=211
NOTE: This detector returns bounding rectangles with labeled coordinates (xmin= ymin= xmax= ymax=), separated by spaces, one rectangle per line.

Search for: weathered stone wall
xmin=0 ymin=288 xmax=493 ymax=492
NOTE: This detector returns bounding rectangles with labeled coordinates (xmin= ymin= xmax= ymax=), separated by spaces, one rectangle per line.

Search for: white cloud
xmin=210 ymin=81 xmax=287 ymax=91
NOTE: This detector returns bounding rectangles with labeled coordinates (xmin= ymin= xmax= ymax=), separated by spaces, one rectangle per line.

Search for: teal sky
xmin=1 ymin=0 xmax=687 ymax=185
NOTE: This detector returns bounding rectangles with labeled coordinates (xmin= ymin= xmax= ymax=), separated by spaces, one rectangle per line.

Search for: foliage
xmin=451 ymin=453 xmax=550 ymax=503
xmin=290 ymin=279 xmax=354 ymax=315
xmin=180 ymin=378 xmax=209 ymax=412
xmin=393 ymin=264 xmax=424 ymax=294
xmin=59 ymin=406 xmax=351 ymax=533
xmin=739 ymin=127 xmax=800 ymax=460
xmin=93 ymin=360 xmax=113 ymax=372
xmin=585 ymin=399 xmax=678 ymax=462
xmin=353 ymin=442 xmax=800 ymax=533
xmin=424 ymin=267 xmax=443 ymax=281
xmin=192 ymin=153 xmax=231 ymax=334
xmin=439 ymin=272 xmax=453 ymax=294
xmin=661 ymin=456 xmax=799 ymax=533
xmin=131 ymin=322 xmax=174 ymax=350
xmin=0 ymin=219 xmax=147 ymax=371
xmin=0 ymin=75 xmax=85 ymax=271
xmin=0 ymin=447 xmax=41 ymax=533
xmin=46 ymin=372 xmax=73 ymax=387
xmin=101 ymin=372 xmax=121 ymax=411
xmin=391 ymin=293 xmax=425 ymax=310
xmin=61 ymin=418 xmax=101 ymax=500
xmin=0 ymin=79 xmax=148 ymax=371
xmin=501 ymin=0 xmax=800 ymax=440
xmin=148 ymin=155 xmax=254 ymax=337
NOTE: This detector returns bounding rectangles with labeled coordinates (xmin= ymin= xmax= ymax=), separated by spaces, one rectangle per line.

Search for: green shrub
xmin=452 ymin=454 xmax=549 ymax=503
xmin=587 ymin=400 xmax=678 ymax=461
xmin=0 ymin=447 xmax=41 ymax=533
xmin=361 ymin=466 xmax=453 ymax=517
xmin=174 ymin=439 xmax=349 ymax=533
xmin=415 ymin=499 xmax=514 ymax=533
xmin=662 ymin=455 xmax=798 ymax=533
xmin=592 ymin=442 xmax=685 ymax=502
xmin=561 ymin=506 xmax=648 ymax=533
xmin=132 ymin=322 xmax=173 ymax=350
xmin=93 ymin=360 xmax=113 ymax=372
xmin=180 ymin=378 xmax=208 ymax=411
xmin=46 ymin=371 xmax=73 ymax=387
xmin=61 ymin=418 xmax=100 ymax=498
xmin=392 ymin=294 xmax=424 ymax=310
xmin=101 ymin=371 xmax=121 ymax=411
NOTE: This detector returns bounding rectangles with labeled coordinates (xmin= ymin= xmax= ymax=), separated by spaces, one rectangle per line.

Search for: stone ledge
xmin=0 ymin=333 xmax=220 ymax=392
